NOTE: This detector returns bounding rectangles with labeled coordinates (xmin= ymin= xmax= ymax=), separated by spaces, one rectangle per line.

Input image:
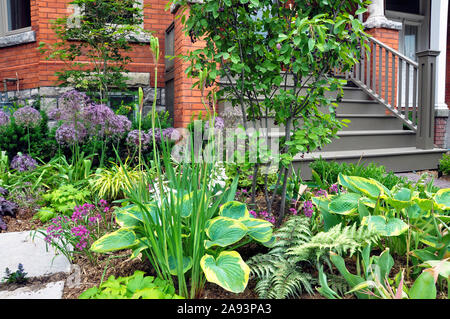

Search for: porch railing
xmin=348 ymin=36 xmax=418 ymax=131
xmin=343 ymin=36 xmax=439 ymax=150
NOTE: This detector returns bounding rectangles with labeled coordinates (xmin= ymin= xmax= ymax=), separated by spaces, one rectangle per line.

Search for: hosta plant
xmin=90 ymin=200 xmax=274 ymax=296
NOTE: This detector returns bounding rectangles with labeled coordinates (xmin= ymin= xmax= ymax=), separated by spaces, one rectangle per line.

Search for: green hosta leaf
xmin=240 ymin=218 xmax=273 ymax=243
xmin=409 ymin=271 xmax=437 ymax=299
xmin=91 ymin=228 xmax=139 ymax=253
xmin=339 ymin=175 xmax=384 ymax=199
xmin=328 ymin=193 xmax=361 ymax=215
xmin=115 ymin=203 xmax=159 ymax=227
xmin=200 ymin=251 xmax=250 ymax=293
xmin=168 ymin=255 xmax=193 ymax=276
xmin=204 ymin=216 xmax=248 ymax=249
xmin=388 ymin=188 xmax=413 ymax=209
xmin=414 ymin=197 xmax=434 ymax=211
xmin=312 ymin=197 xmax=342 ymax=231
xmin=361 ymin=216 xmax=409 ymax=237
xmin=434 ymin=188 xmax=450 ymax=210
xmin=219 ymin=201 xmax=249 ymax=220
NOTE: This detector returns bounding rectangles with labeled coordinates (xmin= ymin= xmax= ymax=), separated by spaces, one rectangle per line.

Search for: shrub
xmin=439 ymin=153 xmax=450 ymax=175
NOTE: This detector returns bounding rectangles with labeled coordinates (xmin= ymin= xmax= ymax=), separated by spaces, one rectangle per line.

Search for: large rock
xmin=0 ymin=231 xmax=71 ymax=279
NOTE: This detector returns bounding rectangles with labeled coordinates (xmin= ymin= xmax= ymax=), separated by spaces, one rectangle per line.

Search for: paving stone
xmin=0 ymin=231 xmax=71 ymax=278
xmin=396 ymin=173 xmax=450 ymax=189
xmin=0 ymin=281 xmax=65 ymax=299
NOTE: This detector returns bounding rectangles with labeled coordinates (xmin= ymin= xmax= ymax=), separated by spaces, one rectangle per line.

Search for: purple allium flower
xmin=13 ymin=106 xmax=42 ymax=128
xmin=83 ymin=103 xmax=115 ymax=135
xmin=241 ymin=189 xmax=248 ymax=194
xmin=0 ymin=110 xmax=10 ymax=127
xmin=126 ymin=130 xmax=151 ymax=149
xmin=148 ymin=127 xmax=161 ymax=143
xmin=162 ymin=127 xmax=181 ymax=142
xmin=10 ymin=153 xmax=37 ymax=172
xmin=204 ymin=117 xmax=225 ymax=131
xmin=303 ymin=200 xmax=314 ymax=218
xmin=330 ymin=184 xmax=339 ymax=194
xmin=55 ymin=122 xmax=87 ymax=146
xmin=108 ymin=114 xmax=131 ymax=137
xmin=56 ymin=90 xmax=90 ymax=121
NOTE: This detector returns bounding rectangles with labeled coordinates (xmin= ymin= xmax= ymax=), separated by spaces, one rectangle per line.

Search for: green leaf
xmin=91 ymin=228 xmax=139 ymax=253
xmin=330 ymin=252 xmax=368 ymax=299
xmin=361 ymin=216 xmax=409 ymax=237
xmin=409 ymin=271 xmax=437 ymax=299
xmin=240 ymin=217 xmax=273 ymax=243
xmin=200 ymin=251 xmax=250 ymax=293
xmin=434 ymin=188 xmax=450 ymax=210
xmin=219 ymin=201 xmax=249 ymax=220
xmin=168 ymin=255 xmax=193 ymax=276
xmin=328 ymin=193 xmax=361 ymax=215
xmin=204 ymin=216 xmax=248 ymax=249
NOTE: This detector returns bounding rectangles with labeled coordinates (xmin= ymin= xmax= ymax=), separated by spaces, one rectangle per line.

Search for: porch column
xmin=430 ymin=0 xmax=448 ymax=111
xmin=364 ymin=0 xmax=402 ymax=30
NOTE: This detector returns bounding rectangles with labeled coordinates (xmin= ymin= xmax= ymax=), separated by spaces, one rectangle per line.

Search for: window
xmin=80 ymin=0 xmax=143 ymax=26
xmin=0 ymin=0 xmax=31 ymax=37
xmin=386 ymin=0 xmax=421 ymax=15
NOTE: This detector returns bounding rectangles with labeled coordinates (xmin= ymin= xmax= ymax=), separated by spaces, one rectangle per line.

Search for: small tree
xmin=173 ymin=0 xmax=370 ymax=225
xmin=40 ymin=0 xmax=150 ymax=102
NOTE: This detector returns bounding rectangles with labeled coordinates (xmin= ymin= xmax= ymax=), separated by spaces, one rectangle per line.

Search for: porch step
xmin=267 ymin=130 xmax=416 ymax=151
xmin=293 ymin=147 xmax=447 ymax=180
xmin=250 ymin=114 xmax=402 ymax=131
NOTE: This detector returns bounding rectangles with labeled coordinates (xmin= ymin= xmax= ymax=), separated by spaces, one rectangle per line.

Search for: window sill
xmin=0 ymin=30 xmax=36 ymax=48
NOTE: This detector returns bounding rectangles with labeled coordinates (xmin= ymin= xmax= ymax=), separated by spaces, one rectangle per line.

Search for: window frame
xmin=0 ymin=0 xmax=32 ymax=38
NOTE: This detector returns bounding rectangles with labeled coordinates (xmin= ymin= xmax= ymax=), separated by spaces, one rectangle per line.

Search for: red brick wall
xmin=366 ymin=28 xmax=400 ymax=111
xmin=0 ymin=0 xmax=39 ymax=91
xmin=172 ymin=5 xmax=214 ymax=128
xmin=0 ymin=0 xmax=173 ymax=91
xmin=435 ymin=117 xmax=447 ymax=148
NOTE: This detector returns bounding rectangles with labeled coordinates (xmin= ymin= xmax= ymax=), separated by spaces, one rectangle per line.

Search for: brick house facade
xmin=0 ymin=0 xmax=449 ymax=148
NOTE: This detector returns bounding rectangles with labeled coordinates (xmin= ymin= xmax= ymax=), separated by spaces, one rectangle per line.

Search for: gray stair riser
xmin=293 ymin=152 xmax=443 ymax=180
xmin=248 ymin=116 xmax=402 ymax=131
xmin=337 ymin=117 xmax=403 ymax=131
xmin=319 ymin=133 xmax=416 ymax=151
xmin=335 ymin=102 xmax=387 ymax=115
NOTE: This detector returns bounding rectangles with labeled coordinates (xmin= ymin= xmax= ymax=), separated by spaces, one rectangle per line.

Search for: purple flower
xmin=276 ymin=43 xmax=282 ymax=50
xmin=0 ymin=110 xmax=10 ymax=127
xmin=289 ymin=208 xmax=298 ymax=215
xmin=330 ymin=184 xmax=339 ymax=194
xmin=303 ymin=200 xmax=314 ymax=218
xmin=10 ymin=153 xmax=38 ymax=172
xmin=204 ymin=117 xmax=225 ymax=131
xmin=260 ymin=210 xmax=268 ymax=218
xmin=127 ymin=130 xmax=151 ymax=149
xmin=148 ymin=128 xmax=161 ymax=143
xmin=55 ymin=122 xmax=87 ymax=145
xmin=315 ymin=189 xmax=328 ymax=198
xmin=248 ymin=175 xmax=254 ymax=180
xmin=249 ymin=210 xmax=258 ymax=218
xmin=13 ymin=106 xmax=42 ymax=128
xmin=162 ymin=127 xmax=181 ymax=142
xmin=108 ymin=115 xmax=131 ymax=137
xmin=266 ymin=216 xmax=276 ymax=224
xmin=56 ymin=90 xmax=90 ymax=121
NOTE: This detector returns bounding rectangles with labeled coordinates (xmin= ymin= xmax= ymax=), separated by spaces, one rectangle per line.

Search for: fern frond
xmin=287 ymin=223 xmax=379 ymax=262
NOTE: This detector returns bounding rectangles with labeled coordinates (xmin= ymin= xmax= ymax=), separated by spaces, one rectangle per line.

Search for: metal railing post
xmin=416 ymin=50 xmax=440 ymax=150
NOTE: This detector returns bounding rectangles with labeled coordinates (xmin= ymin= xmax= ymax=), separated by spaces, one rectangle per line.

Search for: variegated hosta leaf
xmin=388 ymin=188 xmax=413 ymax=209
xmin=115 ymin=203 xmax=160 ymax=227
xmin=204 ymin=216 xmax=248 ymax=249
xmin=91 ymin=228 xmax=139 ymax=253
xmin=338 ymin=174 xmax=384 ymax=199
xmin=219 ymin=201 xmax=249 ymax=220
xmin=168 ymin=255 xmax=193 ymax=276
xmin=240 ymin=218 xmax=273 ymax=243
xmin=414 ymin=197 xmax=434 ymax=211
xmin=328 ymin=193 xmax=361 ymax=215
xmin=362 ymin=215 xmax=409 ymax=237
xmin=200 ymin=251 xmax=250 ymax=293
xmin=433 ymin=188 xmax=450 ymax=211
